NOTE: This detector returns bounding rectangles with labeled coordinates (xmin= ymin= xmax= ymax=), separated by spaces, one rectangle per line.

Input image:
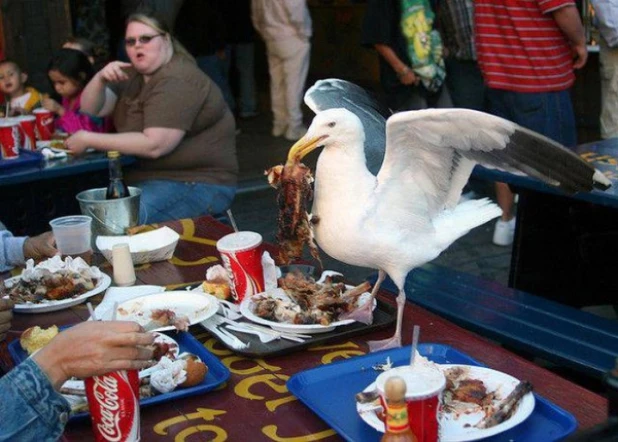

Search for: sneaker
xmin=492 ymin=218 xmax=516 ymax=246
xmin=284 ymin=124 xmax=307 ymax=141
xmin=272 ymin=123 xmax=287 ymax=137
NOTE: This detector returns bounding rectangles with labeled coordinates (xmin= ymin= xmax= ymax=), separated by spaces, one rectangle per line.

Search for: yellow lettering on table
xmin=580 ymin=152 xmax=596 ymax=162
xmin=178 ymin=218 xmax=218 ymax=246
xmin=262 ymin=425 xmax=337 ymax=441
xmin=266 ymin=395 xmax=298 ymax=412
xmin=153 ymin=408 xmax=226 ymax=435
xmin=175 ymin=425 xmax=227 ymax=442
xmin=223 ymin=356 xmax=282 ymax=375
xmin=321 ymin=350 xmax=365 ymax=364
xmin=170 ymin=255 xmax=219 ymax=267
xmin=310 ymin=342 xmax=361 ymax=352
xmin=235 ymin=374 xmax=290 ymax=400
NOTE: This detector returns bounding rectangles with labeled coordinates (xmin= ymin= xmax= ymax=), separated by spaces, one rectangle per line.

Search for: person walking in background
xmin=251 ymin=0 xmax=312 ymax=141
xmin=361 ymin=0 xmax=451 ymax=112
xmin=221 ymin=0 xmax=259 ymax=119
xmin=591 ymin=0 xmax=618 ymax=139
xmin=175 ymin=0 xmax=236 ymax=113
xmin=436 ymin=0 xmax=485 ymax=111
xmin=475 ymin=0 xmax=587 ymax=246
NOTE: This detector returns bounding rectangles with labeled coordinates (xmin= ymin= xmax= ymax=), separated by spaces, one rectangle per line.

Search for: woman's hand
xmin=33 ymin=321 xmax=155 ymax=390
xmin=98 ymin=61 xmax=133 ymax=84
xmin=398 ymin=67 xmax=420 ymax=86
xmin=23 ymin=231 xmax=57 ymax=261
xmin=42 ymin=97 xmax=64 ymax=116
xmin=65 ymin=130 xmax=92 ymax=156
xmin=0 ymin=298 xmax=13 ymax=342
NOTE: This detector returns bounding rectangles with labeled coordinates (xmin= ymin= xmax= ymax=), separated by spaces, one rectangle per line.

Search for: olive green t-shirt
xmin=112 ymin=54 xmax=238 ymax=186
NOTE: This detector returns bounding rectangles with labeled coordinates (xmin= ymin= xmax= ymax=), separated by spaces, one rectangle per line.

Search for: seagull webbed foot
xmin=367 ymin=333 xmax=402 ymax=352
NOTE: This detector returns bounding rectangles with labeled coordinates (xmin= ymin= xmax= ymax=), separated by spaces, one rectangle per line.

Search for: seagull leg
xmin=368 ymin=286 xmax=405 ymax=352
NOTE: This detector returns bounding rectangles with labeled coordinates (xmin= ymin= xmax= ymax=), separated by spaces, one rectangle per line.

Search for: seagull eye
xmin=328 ymin=122 xmax=336 ymax=128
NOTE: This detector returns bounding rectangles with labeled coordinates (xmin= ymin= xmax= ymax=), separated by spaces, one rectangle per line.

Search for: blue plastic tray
xmin=0 ymin=149 xmax=43 ymax=170
xmin=9 ymin=330 xmax=230 ymax=422
xmin=287 ymin=344 xmax=577 ymax=442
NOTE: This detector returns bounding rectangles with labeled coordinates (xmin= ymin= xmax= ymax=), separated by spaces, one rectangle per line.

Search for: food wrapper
xmin=261 ymin=251 xmax=278 ymax=290
xmin=20 ymin=256 xmax=101 ymax=283
xmin=149 ymin=356 xmax=187 ymax=394
xmin=205 ymin=264 xmax=230 ymax=283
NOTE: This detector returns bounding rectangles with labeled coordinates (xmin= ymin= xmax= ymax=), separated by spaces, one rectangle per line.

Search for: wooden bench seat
xmin=369 ymin=263 xmax=618 ymax=380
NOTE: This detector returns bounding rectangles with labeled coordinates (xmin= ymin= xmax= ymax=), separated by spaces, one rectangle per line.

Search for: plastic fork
xmin=225 ymin=324 xmax=277 ymax=343
xmin=218 ymin=299 xmax=243 ymax=320
xmin=200 ymin=316 xmax=250 ymax=350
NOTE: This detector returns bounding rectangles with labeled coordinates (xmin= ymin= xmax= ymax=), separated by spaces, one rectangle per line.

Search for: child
xmin=62 ymin=36 xmax=96 ymax=65
xmin=0 ymin=59 xmax=43 ymax=115
xmin=42 ymin=48 xmax=111 ymax=134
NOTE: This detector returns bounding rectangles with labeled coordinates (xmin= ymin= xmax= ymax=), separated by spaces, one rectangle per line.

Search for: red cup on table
xmin=32 ymin=108 xmax=55 ymax=140
xmin=216 ymin=231 xmax=265 ymax=304
xmin=376 ymin=364 xmax=446 ymax=442
xmin=16 ymin=115 xmax=36 ymax=151
xmin=0 ymin=119 xmax=21 ymax=160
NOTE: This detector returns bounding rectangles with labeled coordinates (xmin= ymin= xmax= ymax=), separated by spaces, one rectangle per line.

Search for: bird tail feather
xmin=433 ymin=198 xmax=502 ymax=247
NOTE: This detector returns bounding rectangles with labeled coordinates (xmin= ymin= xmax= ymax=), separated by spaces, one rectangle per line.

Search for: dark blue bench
xmin=369 ymin=263 xmax=618 ymax=380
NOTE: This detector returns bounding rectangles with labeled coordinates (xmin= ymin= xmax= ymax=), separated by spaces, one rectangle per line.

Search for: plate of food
xmin=114 ymin=291 xmax=219 ymax=332
xmin=356 ymin=364 xmax=535 ymax=442
xmin=9 ymin=325 xmax=231 ymax=422
xmin=2 ymin=256 xmax=111 ymax=314
xmin=239 ymin=271 xmax=374 ymax=334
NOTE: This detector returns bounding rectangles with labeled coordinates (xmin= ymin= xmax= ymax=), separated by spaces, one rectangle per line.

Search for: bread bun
xmin=202 ymin=281 xmax=232 ymax=301
xmin=180 ymin=357 xmax=208 ymax=387
xmin=20 ymin=325 xmax=59 ymax=355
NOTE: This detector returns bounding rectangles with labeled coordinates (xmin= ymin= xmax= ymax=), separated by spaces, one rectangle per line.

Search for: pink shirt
xmin=55 ymin=92 xmax=112 ymax=134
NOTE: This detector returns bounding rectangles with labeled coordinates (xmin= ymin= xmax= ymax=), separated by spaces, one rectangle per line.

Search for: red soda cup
xmin=33 ymin=108 xmax=55 ymax=140
xmin=216 ymin=231 xmax=265 ymax=303
xmin=85 ymin=370 xmax=141 ymax=441
xmin=0 ymin=119 xmax=21 ymax=160
xmin=16 ymin=115 xmax=36 ymax=151
xmin=376 ymin=365 xmax=445 ymax=442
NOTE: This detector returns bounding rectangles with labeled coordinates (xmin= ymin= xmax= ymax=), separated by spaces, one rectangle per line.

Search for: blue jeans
xmin=224 ymin=42 xmax=257 ymax=115
xmin=445 ymin=58 xmax=486 ymax=111
xmin=196 ymin=52 xmax=236 ymax=112
xmin=486 ymin=88 xmax=577 ymax=147
xmin=136 ymin=180 xmax=237 ymax=224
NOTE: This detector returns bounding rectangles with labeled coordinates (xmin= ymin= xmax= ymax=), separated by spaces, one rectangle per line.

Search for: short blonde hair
xmin=125 ymin=12 xmax=195 ymax=63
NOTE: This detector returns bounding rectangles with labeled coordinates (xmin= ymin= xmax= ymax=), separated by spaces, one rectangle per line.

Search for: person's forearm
xmin=552 ymin=5 xmax=586 ymax=46
xmin=80 ymin=73 xmax=112 ymax=116
xmin=374 ymin=44 xmax=409 ymax=76
xmin=81 ymin=131 xmax=176 ymax=159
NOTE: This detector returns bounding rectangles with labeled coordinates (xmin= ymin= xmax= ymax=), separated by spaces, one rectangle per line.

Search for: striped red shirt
xmin=475 ymin=0 xmax=576 ymax=92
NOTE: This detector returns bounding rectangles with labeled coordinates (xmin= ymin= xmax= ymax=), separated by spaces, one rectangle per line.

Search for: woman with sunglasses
xmin=66 ymin=11 xmax=238 ymax=224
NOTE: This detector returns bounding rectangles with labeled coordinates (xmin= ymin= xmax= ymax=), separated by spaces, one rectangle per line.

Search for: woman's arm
xmin=66 ymin=126 xmax=185 ymax=159
xmin=374 ymin=43 xmax=419 ymax=86
xmin=81 ymin=61 xmax=131 ymax=116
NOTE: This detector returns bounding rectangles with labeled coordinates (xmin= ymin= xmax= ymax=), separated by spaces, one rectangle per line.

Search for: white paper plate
xmin=357 ymin=364 xmax=535 ymax=442
xmin=239 ymin=286 xmax=373 ymax=334
xmin=115 ymin=291 xmax=219 ymax=332
xmin=5 ymin=273 xmax=111 ymax=314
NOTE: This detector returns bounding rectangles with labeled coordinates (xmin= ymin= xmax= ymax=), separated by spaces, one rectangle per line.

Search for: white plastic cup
xmin=376 ymin=365 xmax=445 ymax=441
xmin=112 ymin=243 xmax=136 ymax=287
xmin=49 ymin=215 xmax=93 ymax=262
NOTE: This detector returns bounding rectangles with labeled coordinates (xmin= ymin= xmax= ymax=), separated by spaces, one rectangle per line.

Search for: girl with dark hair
xmin=42 ymin=48 xmax=111 ymax=134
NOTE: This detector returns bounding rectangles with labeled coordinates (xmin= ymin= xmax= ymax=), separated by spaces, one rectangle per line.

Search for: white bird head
xmin=287 ymin=108 xmax=365 ymax=163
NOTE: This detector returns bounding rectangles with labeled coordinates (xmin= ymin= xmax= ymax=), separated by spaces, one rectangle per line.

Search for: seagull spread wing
xmin=377 ymin=108 xmax=609 ymax=218
xmin=304 ymin=79 xmax=389 ymax=175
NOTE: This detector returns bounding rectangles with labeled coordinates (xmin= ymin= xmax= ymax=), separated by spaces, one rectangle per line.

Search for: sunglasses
xmin=124 ymin=33 xmax=164 ymax=47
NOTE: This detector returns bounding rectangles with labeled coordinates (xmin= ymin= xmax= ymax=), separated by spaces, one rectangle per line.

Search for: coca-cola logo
xmin=93 ymin=376 xmax=123 ymax=441
xmin=41 ymin=116 xmax=54 ymax=127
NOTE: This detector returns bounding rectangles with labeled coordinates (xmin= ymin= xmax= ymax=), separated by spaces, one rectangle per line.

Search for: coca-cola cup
xmin=216 ymin=231 xmax=265 ymax=303
xmin=0 ymin=119 xmax=21 ymax=160
xmin=16 ymin=115 xmax=36 ymax=151
xmin=85 ymin=370 xmax=141 ymax=442
xmin=32 ymin=108 xmax=55 ymax=140
xmin=376 ymin=364 xmax=446 ymax=442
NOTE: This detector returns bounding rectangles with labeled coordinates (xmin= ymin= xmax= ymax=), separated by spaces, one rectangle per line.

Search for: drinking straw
xmin=4 ymin=101 xmax=9 ymax=118
xmin=226 ymin=209 xmax=239 ymax=232
xmin=410 ymin=325 xmax=420 ymax=366
xmin=87 ymin=302 xmax=97 ymax=321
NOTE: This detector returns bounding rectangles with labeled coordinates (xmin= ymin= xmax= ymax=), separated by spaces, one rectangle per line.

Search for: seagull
xmin=287 ymin=78 xmax=611 ymax=351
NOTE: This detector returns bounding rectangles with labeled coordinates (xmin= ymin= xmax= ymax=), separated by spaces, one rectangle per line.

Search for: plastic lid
xmin=216 ymin=231 xmax=262 ymax=253
xmin=376 ymin=365 xmax=446 ymax=400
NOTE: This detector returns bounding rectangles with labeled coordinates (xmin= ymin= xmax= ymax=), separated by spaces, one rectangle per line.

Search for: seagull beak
xmin=287 ymin=135 xmax=329 ymax=162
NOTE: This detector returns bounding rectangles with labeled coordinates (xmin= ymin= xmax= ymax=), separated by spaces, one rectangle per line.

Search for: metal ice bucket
xmin=76 ymin=187 xmax=141 ymax=240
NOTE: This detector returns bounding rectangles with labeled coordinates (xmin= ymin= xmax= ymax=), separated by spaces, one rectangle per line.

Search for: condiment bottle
xmin=112 ymin=243 xmax=136 ymax=287
xmin=106 ymin=150 xmax=129 ymax=200
xmin=381 ymin=376 xmax=418 ymax=442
